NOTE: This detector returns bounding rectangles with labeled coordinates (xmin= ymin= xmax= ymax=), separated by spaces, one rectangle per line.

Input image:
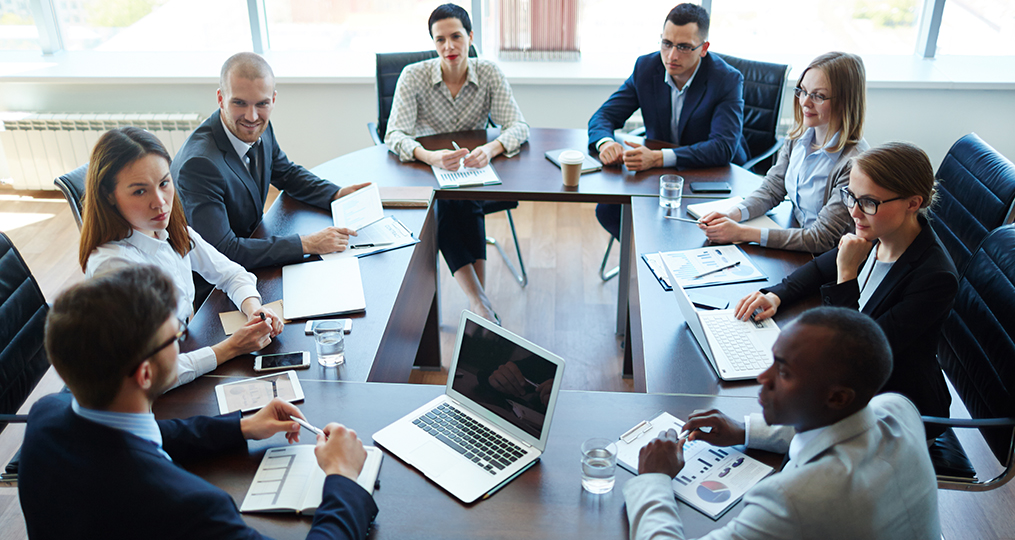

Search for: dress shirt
xmin=71 ymin=397 xmax=171 ymax=461
xmin=86 ymin=226 xmax=261 ymax=387
xmin=384 ymin=57 xmax=530 ymax=162
xmin=858 ymin=247 xmax=895 ymax=311
xmin=220 ymin=116 xmax=258 ymax=175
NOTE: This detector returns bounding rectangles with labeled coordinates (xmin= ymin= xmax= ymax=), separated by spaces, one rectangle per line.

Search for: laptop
xmin=661 ymin=260 xmax=780 ymax=381
xmin=372 ymin=311 xmax=566 ymax=503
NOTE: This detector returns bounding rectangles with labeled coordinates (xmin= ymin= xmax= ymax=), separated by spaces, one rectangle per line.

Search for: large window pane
xmin=937 ymin=0 xmax=1015 ymax=56
xmin=55 ymin=0 xmax=251 ymax=51
xmin=265 ymin=0 xmax=470 ymax=53
xmin=579 ymin=0 xmax=697 ymax=56
xmin=1 ymin=0 xmax=39 ymax=50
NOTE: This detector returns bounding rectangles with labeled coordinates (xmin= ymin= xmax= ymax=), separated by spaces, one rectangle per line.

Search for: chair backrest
xmin=0 ymin=232 xmax=50 ymax=434
xmin=54 ymin=163 xmax=88 ymax=230
xmin=937 ymin=224 xmax=1015 ymax=464
xmin=930 ymin=133 xmax=1015 ymax=274
xmin=713 ymin=53 xmax=790 ymax=171
xmin=374 ymin=46 xmax=479 ymax=141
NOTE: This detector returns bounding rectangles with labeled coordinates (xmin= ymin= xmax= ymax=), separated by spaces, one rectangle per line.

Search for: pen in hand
xmin=290 ymin=415 xmax=325 ymax=438
xmin=451 ymin=141 xmax=466 ymax=169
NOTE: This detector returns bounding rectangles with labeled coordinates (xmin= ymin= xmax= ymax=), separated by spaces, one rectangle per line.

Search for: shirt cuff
xmin=661 ymin=148 xmax=677 ymax=168
xmin=595 ymin=137 xmax=614 ymax=152
xmin=759 ymin=228 xmax=770 ymax=247
xmin=229 ymin=285 xmax=261 ymax=312
xmin=171 ymin=347 xmax=218 ymax=390
xmin=735 ymin=203 xmax=751 ymax=221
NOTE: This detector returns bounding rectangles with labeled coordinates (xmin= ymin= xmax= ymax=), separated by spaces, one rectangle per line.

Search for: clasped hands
xmin=598 ymin=140 xmax=663 ymax=171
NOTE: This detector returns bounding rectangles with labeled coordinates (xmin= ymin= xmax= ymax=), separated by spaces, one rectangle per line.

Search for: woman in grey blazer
xmin=699 ymin=52 xmax=869 ymax=253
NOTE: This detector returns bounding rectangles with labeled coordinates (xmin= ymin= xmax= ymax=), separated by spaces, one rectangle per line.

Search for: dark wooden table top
xmin=313 ymin=128 xmax=763 ymax=203
xmin=627 ymin=197 xmax=818 ymax=396
xmin=157 ymin=379 xmax=780 ymax=540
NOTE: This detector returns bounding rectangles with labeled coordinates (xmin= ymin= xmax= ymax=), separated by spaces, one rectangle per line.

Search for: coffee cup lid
xmin=559 ymin=150 xmax=585 ymax=165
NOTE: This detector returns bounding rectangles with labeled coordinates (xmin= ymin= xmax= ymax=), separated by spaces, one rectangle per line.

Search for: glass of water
xmin=659 ymin=174 xmax=684 ymax=209
xmin=581 ymin=438 xmax=618 ymax=494
xmin=313 ymin=321 xmax=345 ymax=367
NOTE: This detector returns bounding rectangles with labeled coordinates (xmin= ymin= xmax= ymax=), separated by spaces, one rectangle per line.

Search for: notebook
xmin=372 ymin=311 xmax=566 ymax=503
xmin=686 ymin=196 xmax=782 ymax=231
xmin=281 ymin=257 xmax=366 ymax=320
xmin=661 ymin=259 xmax=780 ymax=381
xmin=240 ymin=445 xmax=383 ymax=515
xmin=544 ymin=148 xmax=603 ymax=174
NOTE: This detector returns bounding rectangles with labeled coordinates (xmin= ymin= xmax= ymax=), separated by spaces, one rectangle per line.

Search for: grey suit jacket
xmin=172 ymin=111 xmax=341 ymax=269
xmin=623 ymin=393 xmax=940 ymax=540
xmin=740 ymin=137 xmax=869 ymax=254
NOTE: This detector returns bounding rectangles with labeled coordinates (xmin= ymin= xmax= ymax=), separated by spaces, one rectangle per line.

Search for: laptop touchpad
xmin=410 ymin=441 xmax=459 ymax=478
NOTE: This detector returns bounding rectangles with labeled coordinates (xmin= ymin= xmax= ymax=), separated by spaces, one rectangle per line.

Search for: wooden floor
xmin=0 ymin=190 xmax=1012 ymax=539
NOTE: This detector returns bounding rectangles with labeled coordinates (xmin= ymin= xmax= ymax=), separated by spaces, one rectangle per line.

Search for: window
xmin=936 ymin=0 xmax=1015 ymax=56
xmin=54 ymin=0 xmax=251 ymax=51
xmin=579 ymin=0 xmax=696 ymax=57
xmin=1 ymin=0 xmax=39 ymax=50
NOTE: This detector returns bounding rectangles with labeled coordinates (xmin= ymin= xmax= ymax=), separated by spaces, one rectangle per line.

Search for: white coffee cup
xmin=559 ymin=150 xmax=585 ymax=187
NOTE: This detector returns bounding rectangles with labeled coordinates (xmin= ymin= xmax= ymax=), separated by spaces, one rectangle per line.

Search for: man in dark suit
xmin=588 ymin=3 xmax=749 ymax=239
xmin=172 ymin=52 xmax=368 ymax=269
xmin=19 ymin=265 xmax=378 ymax=540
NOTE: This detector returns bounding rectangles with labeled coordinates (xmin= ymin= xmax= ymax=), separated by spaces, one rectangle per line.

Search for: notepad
xmin=240 ymin=445 xmax=382 ymax=515
xmin=544 ymin=148 xmax=602 ymax=174
xmin=432 ymin=163 xmax=501 ymax=189
xmin=331 ymin=183 xmax=384 ymax=232
xmin=218 ymin=299 xmax=287 ymax=336
xmin=378 ymin=186 xmax=433 ymax=208
xmin=282 ymin=257 xmax=366 ymax=320
xmin=686 ymin=196 xmax=782 ymax=231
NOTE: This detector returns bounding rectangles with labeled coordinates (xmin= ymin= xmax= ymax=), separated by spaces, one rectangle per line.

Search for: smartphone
xmin=690 ymin=182 xmax=732 ymax=194
xmin=253 ymin=351 xmax=311 ymax=372
xmin=686 ymin=291 xmax=730 ymax=310
xmin=304 ymin=319 xmax=353 ymax=335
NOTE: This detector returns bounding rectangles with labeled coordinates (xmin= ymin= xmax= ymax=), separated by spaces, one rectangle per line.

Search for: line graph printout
xmin=432 ymin=163 xmax=502 ymax=189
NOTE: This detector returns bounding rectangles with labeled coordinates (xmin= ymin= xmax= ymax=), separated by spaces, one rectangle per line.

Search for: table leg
xmin=616 ymin=202 xmax=633 ymax=336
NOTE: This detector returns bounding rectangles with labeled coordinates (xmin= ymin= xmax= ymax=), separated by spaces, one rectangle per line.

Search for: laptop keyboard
xmin=412 ymin=403 xmax=526 ymax=475
xmin=703 ymin=314 xmax=771 ymax=372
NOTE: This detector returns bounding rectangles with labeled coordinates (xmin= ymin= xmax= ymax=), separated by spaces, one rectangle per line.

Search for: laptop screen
xmin=451 ymin=319 xmax=560 ymax=439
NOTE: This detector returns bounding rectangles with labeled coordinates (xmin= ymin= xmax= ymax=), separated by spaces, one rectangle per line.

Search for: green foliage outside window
xmin=854 ymin=0 xmax=918 ymax=28
xmin=86 ymin=0 xmax=160 ymax=28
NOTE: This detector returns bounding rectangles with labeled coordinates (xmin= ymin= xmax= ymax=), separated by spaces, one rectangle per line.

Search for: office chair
xmin=0 ymin=232 xmax=52 ymax=485
xmin=929 ymin=133 xmax=1015 ymax=275
xmin=925 ymin=224 xmax=1015 ymax=491
xmin=600 ymin=52 xmax=790 ymax=281
xmin=369 ymin=47 xmax=527 ymax=287
xmin=54 ymin=163 xmax=88 ymax=230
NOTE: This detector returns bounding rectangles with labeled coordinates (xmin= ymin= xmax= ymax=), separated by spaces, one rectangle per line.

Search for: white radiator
xmin=0 ymin=113 xmax=203 ymax=190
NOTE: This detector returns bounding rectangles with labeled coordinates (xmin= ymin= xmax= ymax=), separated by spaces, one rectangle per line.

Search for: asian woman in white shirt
xmin=79 ymin=127 xmax=284 ymax=388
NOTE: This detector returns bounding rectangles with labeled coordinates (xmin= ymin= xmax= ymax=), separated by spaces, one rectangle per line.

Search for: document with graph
xmin=240 ymin=445 xmax=382 ymax=515
xmin=431 ymin=162 xmax=502 ymax=189
xmin=616 ymin=412 xmax=773 ymax=520
xmin=642 ymin=245 xmax=767 ymax=290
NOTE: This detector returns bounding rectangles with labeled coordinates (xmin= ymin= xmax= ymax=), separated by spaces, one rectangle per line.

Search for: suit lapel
xmin=861 ymin=220 xmax=933 ymax=316
xmin=678 ymin=55 xmax=709 ymax=140
xmin=652 ymin=60 xmax=673 ymax=141
xmin=210 ymin=110 xmax=265 ymax=208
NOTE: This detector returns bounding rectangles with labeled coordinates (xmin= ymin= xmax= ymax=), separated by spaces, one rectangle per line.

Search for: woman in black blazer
xmin=735 ymin=142 xmax=957 ymax=429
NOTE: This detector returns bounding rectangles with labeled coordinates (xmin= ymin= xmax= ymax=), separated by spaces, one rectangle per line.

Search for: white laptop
xmin=661 ymin=260 xmax=780 ymax=381
xmin=373 ymin=311 xmax=566 ymax=503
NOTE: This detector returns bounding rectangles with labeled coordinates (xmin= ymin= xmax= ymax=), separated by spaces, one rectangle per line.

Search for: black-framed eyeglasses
xmin=794 ymin=87 xmax=833 ymax=105
xmin=137 ymin=318 xmax=188 ymax=367
xmin=660 ymin=39 xmax=705 ymax=54
xmin=840 ymin=186 xmax=905 ymax=215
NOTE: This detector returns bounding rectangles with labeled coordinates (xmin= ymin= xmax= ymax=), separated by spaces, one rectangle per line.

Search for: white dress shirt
xmin=220 ymin=116 xmax=258 ymax=175
xmin=86 ymin=226 xmax=261 ymax=388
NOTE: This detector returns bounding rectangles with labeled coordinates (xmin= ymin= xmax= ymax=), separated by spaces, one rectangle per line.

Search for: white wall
xmin=1 ymin=80 xmax=1013 ymax=181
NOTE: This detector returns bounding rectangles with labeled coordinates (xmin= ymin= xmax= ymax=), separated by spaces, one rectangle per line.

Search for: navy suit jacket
xmin=587 ymin=51 xmax=749 ymax=168
xmin=19 ymin=394 xmax=378 ymax=540
xmin=764 ymin=216 xmax=957 ymax=422
xmin=172 ymin=110 xmax=341 ymax=270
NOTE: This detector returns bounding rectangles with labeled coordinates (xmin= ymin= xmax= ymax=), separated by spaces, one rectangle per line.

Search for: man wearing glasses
xmin=19 ymin=265 xmax=378 ymax=540
xmin=588 ymin=3 xmax=749 ymax=240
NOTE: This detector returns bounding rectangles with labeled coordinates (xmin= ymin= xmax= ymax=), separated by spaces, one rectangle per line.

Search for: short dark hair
xmin=665 ymin=3 xmax=710 ymax=41
xmin=795 ymin=307 xmax=893 ymax=404
xmin=428 ymin=3 xmax=472 ymax=37
xmin=45 ymin=266 xmax=178 ymax=409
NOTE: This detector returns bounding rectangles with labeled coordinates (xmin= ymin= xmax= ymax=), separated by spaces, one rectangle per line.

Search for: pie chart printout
xmin=697 ymin=480 xmax=732 ymax=503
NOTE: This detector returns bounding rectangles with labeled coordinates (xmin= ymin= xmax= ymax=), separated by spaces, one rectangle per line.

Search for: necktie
xmin=246 ymin=142 xmax=260 ymax=182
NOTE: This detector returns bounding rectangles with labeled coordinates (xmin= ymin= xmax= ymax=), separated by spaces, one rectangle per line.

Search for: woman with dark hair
xmin=79 ymin=127 xmax=282 ymax=388
xmin=735 ymin=141 xmax=958 ymax=428
xmin=699 ymin=52 xmax=869 ymax=253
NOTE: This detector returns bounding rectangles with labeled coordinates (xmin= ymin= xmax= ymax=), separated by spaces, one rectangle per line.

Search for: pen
xmin=665 ymin=216 xmax=700 ymax=224
xmin=451 ymin=141 xmax=461 ymax=151
xmin=259 ymin=313 xmax=266 ymax=322
xmin=692 ymin=261 xmax=741 ymax=280
xmin=451 ymin=141 xmax=466 ymax=170
xmin=351 ymin=242 xmax=394 ymax=249
xmin=290 ymin=415 xmax=325 ymax=437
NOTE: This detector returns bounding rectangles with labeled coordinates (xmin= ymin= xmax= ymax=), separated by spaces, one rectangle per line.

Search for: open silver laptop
xmin=661 ymin=260 xmax=780 ymax=381
xmin=372 ymin=311 xmax=566 ymax=503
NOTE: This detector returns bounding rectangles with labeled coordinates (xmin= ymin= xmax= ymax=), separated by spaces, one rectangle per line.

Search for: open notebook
xmin=240 ymin=445 xmax=382 ymax=515
xmin=686 ymin=196 xmax=781 ymax=231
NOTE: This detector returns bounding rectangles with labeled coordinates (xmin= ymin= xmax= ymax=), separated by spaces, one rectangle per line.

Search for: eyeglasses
xmin=660 ymin=39 xmax=705 ymax=55
xmin=136 ymin=318 xmax=188 ymax=368
xmin=840 ymin=187 xmax=905 ymax=215
xmin=794 ymin=87 xmax=833 ymax=105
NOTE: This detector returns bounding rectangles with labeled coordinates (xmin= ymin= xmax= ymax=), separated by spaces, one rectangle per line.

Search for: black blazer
xmin=764 ymin=216 xmax=957 ymax=420
xmin=19 ymin=394 xmax=378 ymax=540
xmin=172 ymin=111 xmax=341 ymax=269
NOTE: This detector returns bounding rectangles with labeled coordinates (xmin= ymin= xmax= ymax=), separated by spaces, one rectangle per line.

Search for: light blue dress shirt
xmin=72 ymin=397 xmax=172 ymax=461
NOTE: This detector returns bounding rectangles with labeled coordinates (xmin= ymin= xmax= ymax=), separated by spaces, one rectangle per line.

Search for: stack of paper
xmin=282 ymin=257 xmax=366 ymax=320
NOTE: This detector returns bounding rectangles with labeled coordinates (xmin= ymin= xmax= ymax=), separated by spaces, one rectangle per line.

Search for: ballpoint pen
xmin=290 ymin=415 xmax=325 ymax=437
xmin=692 ymin=260 xmax=740 ymax=280
xmin=665 ymin=216 xmax=700 ymax=223
xmin=351 ymin=242 xmax=394 ymax=249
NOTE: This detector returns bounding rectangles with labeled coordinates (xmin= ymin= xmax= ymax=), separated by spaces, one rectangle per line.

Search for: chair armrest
xmin=922 ymin=416 xmax=1015 ymax=428
xmin=367 ymin=122 xmax=383 ymax=146
xmin=0 ymin=414 xmax=28 ymax=423
xmin=743 ymin=138 xmax=785 ymax=172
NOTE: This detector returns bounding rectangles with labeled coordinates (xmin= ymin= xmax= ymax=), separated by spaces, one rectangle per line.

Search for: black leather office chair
xmin=0 ymin=232 xmax=52 ymax=484
xmin=929 ymin=133 xmax=1015 ymax=276
xmin=925 ymin=224 xmax=1015 ymax=491
xmin=369 ymin=47 xmax=527 ymax=287
xmin=54 ymin=163 xmax=88 ymax=230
